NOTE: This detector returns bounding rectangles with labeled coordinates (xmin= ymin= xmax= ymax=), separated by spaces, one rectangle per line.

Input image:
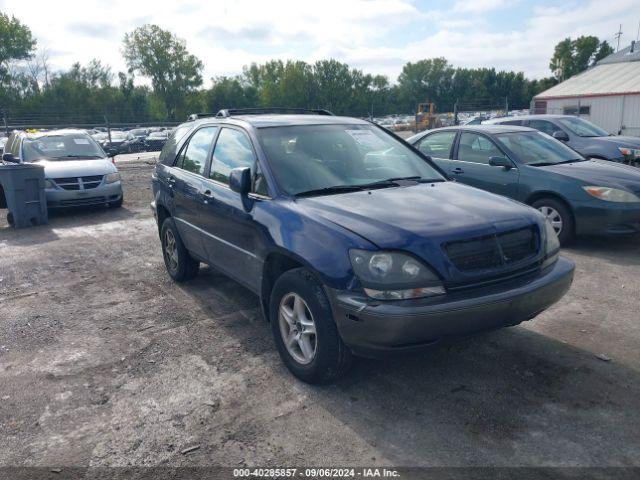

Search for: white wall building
xmin=533 ymin=42 xmax=640 ymax=136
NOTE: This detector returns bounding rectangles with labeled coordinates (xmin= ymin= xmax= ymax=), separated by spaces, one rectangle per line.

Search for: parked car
xmin=0 ymin=136 xmax=7 ymax=156
xmin=484 ymin=115 xmax=640 ymax=166
xmin=98 ymin=131 xmax=128 ymax=152
xmin=408 ymin=125 xmax=640 ymax=243
xmin=151 ymin=109 xmax=574 ymax=383
xmin=145 ymin=130 xmax=170 ymax=151
xmin=120 ymin=132 xmax=148 ymax=153
xmin=2 ymin=129 xmax=123 ymax=208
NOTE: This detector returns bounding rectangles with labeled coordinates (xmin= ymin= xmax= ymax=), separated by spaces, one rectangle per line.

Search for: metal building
xmin=532 ymin=42 xmax=640 ymax=136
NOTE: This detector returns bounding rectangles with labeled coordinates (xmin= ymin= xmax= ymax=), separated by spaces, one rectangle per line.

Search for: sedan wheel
xmin=538 ymin=205 xmax=563 ymax=236
xmin=278 ymin=292 xmax=317 ymax=365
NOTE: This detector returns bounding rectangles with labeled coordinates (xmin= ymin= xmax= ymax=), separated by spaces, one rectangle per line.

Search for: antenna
xmin=615 ymin=24 xmax=623 ymax=51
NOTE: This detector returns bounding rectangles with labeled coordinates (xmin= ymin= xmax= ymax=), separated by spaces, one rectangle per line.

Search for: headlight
xmin=44 ymin=179 xmax=55 ymax=189
xmin=105 ymin=172 xmax=121 ymax=184
xmin=582 ymin=186 xmax=640 ymax=203
xmin=542 ymin=219 xmax=560 ymax=269
xmin=618 ymin=147 xmax=640 ymax=158
xmin=349 ymin=249 xmax=445 ymax=300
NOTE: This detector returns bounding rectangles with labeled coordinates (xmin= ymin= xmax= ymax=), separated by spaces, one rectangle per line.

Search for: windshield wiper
xmin=295 ymin=185 xmax=369 ymax=197
xmin=52 ymin=155 xmax=104 ymax=159
xmin=529 ymin=159 xmax=582 ymax=167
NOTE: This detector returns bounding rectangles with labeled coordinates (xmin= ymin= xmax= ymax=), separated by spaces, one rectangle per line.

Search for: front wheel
xmin=160 ymin=217 xmax=199 ymax=282
xmin=532 ymin=197 xmax=574 ymax=245
xmin=270 ymin=268 xmax=352 ymax=384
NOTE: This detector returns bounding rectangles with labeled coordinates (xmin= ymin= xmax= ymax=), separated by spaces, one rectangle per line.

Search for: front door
xmin=452 ymin=131 xmax=519 ymax=198
xmin=199 ymin=127 xmax=265 ymax=293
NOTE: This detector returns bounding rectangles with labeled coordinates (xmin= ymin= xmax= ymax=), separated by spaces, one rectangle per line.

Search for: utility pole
xmin=1 ymin=108 xmax=8 ymax=135
xmin=615 ymin=24 xmax=623 ymax=51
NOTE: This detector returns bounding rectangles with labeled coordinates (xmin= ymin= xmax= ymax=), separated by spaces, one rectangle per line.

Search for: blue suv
xmin=151 ymin=108 xmax=574 ymax=383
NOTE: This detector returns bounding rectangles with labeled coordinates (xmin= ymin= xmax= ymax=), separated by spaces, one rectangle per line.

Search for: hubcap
xmin=164 ymin=229 xmax=179 ymax=272
xmin=538 ymin=205 xmax=563 ymax=235
xmin=278 ymin=293 xmax=317 ymax=365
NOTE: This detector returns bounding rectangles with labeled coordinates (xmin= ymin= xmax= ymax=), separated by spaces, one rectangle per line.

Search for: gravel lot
xmin=1 ymin=154 xmax=639 ymax=469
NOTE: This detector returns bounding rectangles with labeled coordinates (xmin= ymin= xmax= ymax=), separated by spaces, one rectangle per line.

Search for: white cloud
xmin=0 ymin=0 xmax=638 ymax=84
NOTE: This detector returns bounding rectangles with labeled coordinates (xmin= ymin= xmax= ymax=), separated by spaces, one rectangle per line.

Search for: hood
xmin=34 ymin=159 xmax=117 ymax=178
xmin=594 ymin=135 xmax=640 ymax=148
xmin=294 ymin=182 xmax=543 ymax=279
xmin=539 ymin=159 xmax=640 ymax=193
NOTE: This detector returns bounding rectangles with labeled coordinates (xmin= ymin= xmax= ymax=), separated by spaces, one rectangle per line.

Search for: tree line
xmin=0 ymin=12 xmax=613 ymax=124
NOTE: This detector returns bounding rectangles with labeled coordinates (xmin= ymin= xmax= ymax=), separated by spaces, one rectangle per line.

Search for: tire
xmin=160 ymin=217 xmax=199 ymax=282
xmin=7 ymin=211 xmax=14 ymax=226
xmin=269 ymin=268 xmax=352 ymax=384
xmin=532 ymin=197 xmax=574 ymax=245
xmin=109 ymin=197 xmax=123 ymax=208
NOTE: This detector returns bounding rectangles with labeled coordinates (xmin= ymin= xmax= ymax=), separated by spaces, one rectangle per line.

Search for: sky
xmin=1 ymin=0 xmax=640 ymax=85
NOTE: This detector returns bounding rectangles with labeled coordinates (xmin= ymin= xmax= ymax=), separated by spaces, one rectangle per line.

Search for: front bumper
xmin=573 ymin=200 xmax=640 ymax=235
xmin=327 ymin=257 xmax=575 ymax=357
xmin=46 ymin=181 xmax=123 ymax=208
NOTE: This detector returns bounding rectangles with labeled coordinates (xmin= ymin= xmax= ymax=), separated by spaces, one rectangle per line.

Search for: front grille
xmin=52 ymin=175 xmax=103 ymax=190
xmin=59 ymin=196 xmax=107 ymax=206
xmin=444 ymin=226 xmax=539 ymax=272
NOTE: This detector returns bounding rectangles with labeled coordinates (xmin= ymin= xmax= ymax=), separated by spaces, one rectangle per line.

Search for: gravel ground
xmin=1 ymin=155 xmax=639 ymax=469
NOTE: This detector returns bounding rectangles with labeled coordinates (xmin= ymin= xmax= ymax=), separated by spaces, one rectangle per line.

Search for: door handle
xmin=202 ymin=189 xmax=213 ymax=198
xmin=167 ymin=176 xmax=176 ymax=187
xmin=451 ymin=167 xmax=465 ymax=174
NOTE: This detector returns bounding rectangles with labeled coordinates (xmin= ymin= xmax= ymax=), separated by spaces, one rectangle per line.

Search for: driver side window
xmin=416 ymin=131 xmax=456 ymax=159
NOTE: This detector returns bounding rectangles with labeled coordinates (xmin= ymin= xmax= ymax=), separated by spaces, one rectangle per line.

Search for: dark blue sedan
xmin=152 ymin=111 xmax=573 ymax=383
xmin=408 ymin=125 xmax=640 ymax=243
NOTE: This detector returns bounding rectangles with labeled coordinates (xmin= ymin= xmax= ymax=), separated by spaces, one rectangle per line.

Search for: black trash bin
xmin=0 ymin=163 xmax=48 ymax=228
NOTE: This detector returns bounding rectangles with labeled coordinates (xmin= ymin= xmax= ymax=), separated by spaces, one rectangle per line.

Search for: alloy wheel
xmin=164 ymin=229 xmax=179 ymax=272
xmin=278 ymin=292 xmax=317 ymax=365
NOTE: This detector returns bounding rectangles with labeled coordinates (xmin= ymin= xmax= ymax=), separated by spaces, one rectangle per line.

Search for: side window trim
xmin=207 ymin=126 xmax=269 ymax=197
xmin=172 ymin=125 xmax=218 ymax=176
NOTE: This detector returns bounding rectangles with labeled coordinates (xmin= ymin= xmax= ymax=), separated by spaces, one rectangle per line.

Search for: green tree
xmin=123 ymin=24 xmax=203 ymax=119
xmin=550 ymin=36 xmax=614 ymax=80
xmin=0 ymin=12 xmax=36 ymax=80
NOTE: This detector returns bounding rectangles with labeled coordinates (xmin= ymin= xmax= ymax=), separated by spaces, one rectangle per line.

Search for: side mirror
xmin=552 ymin=130 xmax=570 ymax=142
xmin=105 ymin=147 xmax=118 ymax=157
xmin=489 ymin=156 xmax=514 ymax=169
xmin=229 ymin=167 xmax=251 ymax=196
xmin=2 ymin=153 xmax=19 ymax=163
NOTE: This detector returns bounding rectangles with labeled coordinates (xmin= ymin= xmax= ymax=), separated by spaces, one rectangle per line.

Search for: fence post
xmin=453 ymin=101 xmax=458 ymax=126
xmin=104 ymin=115 xmax=111 ymax=145
xmin=1 ymin=108 xmax=8 ymax=135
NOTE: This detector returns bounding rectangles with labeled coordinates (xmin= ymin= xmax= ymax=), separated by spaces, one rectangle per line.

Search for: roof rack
xmin=215 ymin=107 xmax=334 ymax=118
xmin=186 ymin=113 xmax=218 ymax=121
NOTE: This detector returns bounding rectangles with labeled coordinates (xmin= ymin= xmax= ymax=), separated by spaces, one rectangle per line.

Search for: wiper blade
xmin=294 ymin=185 xmax=368 ymax=197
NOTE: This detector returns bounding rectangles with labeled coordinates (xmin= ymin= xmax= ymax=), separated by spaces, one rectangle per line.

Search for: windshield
xmin=495 ymin=131 xmax=584 ymax=166
xmin=258 ymin=124 xmax=445 ymax=196
xmin=556 ymin=117 xmax=608 ymax=137
xmin=22 ymin=134 xmax=106 ymax=161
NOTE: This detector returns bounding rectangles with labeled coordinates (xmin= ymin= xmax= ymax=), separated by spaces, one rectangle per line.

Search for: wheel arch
xmin=260 ymin=250 xmax=312 ymax=322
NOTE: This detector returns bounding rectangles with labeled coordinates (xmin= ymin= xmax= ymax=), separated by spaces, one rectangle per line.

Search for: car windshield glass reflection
xmin=258 ymin=124 xmax=445 ymax=196
xmin=556 ymin=117 xmax=609 ymax=137
xmin=22 ymin=135 xmax=106 ymax=161
xmin=495 ymin=131 xmax=584 ymax=166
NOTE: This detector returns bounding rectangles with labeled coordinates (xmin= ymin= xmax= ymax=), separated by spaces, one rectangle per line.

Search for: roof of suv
xmin=192 ymin=114 xmax=370 ymax=128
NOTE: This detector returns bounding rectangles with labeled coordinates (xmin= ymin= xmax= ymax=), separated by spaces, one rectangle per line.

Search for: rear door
xmin=413 ymin=130 xmax=458 ymax=171
xmin=198 ymin=127 xmax=266 ymax=293
xmin=451 ymin=131 xmax=519 ymax=197
xmin=168 ymin=126 xmax=219 ymax=260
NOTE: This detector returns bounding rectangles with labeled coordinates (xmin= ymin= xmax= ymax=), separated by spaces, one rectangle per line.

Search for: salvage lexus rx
xmin=151 ymin=109 xmax=575 ymax=383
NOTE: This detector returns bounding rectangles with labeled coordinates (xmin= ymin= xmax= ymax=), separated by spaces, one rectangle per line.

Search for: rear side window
xmin=209 ymin=128 xmax=256 ymax=185
xmin=416 ymin=131 xmax=456 ymax=158
xmin=457 ymin=132 xmax=503 ymax=164
xmin=499 ymin=120 xmax=523 ymax=126
xmin=175 ymin=127 xmax=218 ymax=175
xmin=528 ymin=120 xmax=558 ymax=136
